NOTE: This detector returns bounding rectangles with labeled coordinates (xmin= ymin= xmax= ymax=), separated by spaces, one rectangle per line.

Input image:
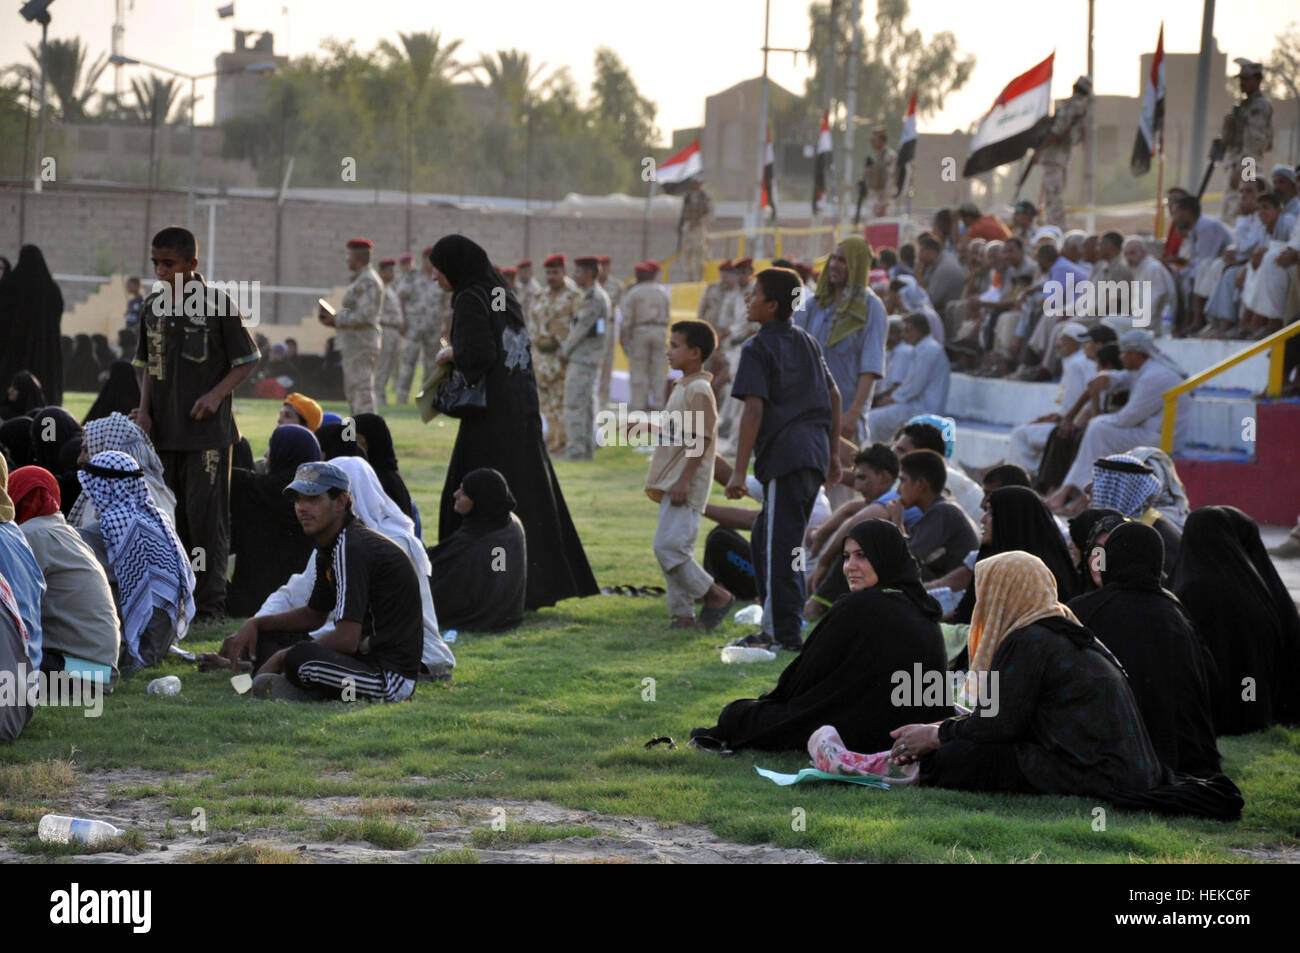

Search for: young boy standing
xmin=725 ymin=268 xmax=842 ymax=651
xmin=646 ymin=321 xmax=733 ymax=629
xmin=135 ymin=226 xmax=261 ymax=620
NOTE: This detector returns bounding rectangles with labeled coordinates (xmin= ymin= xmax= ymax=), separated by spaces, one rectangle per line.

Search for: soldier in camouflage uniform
xmin=713 ymin=258 xmax=758 ymax=453
xmin=562 ymin=256 xmax=610 ymax=460
xmin=620 ymin=260 xmax=670 ymax=412
xmin=596 ymin=255 xmax=623 ymax=408
xmin=319 ymin=237 xmax=382 ymax=415
xmin=863 ymin=127 xmax=897 ymax=219
xmin=700 ymin=260 xmax=736 ymax=404
xmin=1221 ymin=59 xmax=1273 ymax=222
xmin=679 ymin=179 xmax=713 ymax=282
xmin=517 ymin=259 xmax=542 ymax=322
xmin=1038 ymin=76 xmax=1091 ymax=229
xmin=374 ymin=257 xmax=406 ymax=406
xmin=529 ymin=253 xmax=583 ymax=453
xmin=396 ymin=247 xmax=442 ymax=404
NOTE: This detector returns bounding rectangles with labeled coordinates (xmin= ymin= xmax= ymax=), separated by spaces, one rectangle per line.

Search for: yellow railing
xmin=1160 ymin=321 xmax=1300 ymax=453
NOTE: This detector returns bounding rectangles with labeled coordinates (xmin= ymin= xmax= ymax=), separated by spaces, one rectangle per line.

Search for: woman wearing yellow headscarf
xmin=795 ymin=237 xmax=886 ymax=447
xmin=886 ymin=551 xmax=1167 ymax=797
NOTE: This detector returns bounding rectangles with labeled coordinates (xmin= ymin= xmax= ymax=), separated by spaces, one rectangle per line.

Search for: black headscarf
xmin=951 ymin=486 xmax=1078 ymax=622
xmin=428 ymin=234 xmax=525 ymax=330
xmin=1068 ymin=507 xmax=1126 ymax=592
xmin=266 ymin=424 xmax=322 ymax=481
xmin=29 ymin=406 xmax=83 ymax=474
xmin=352 ymin=412 xmax=413 ymax=518
xmin=844 ymin=518 xmax=941 ymax=620
xmin=0 ymin=244 xmax=64 ymax=405
xmin=3 ymin=371 xmax=46 ymax=419
xmin=83 ymin=361 xmax=141 ymax=424
xmin=0 ymin=416 xmax=35 ymax=469
xmin=1099 ymin=520 xmax=1165 ymax=592
xmin=315 ymin=421 xmax=367 ymax=461
xmin=461 ymin=467 xmax=517 ymax=532
xmin=1174 ymin=506 xmax=1300 ymax=732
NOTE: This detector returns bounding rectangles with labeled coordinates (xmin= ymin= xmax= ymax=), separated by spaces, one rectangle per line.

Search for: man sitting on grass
xmin=220 ymin=461 xmax=422 ymax=702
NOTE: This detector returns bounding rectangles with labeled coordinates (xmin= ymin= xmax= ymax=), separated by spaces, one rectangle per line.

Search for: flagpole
xmin=754 ymin=0 xmax=771 ymax=244
xmin=839 ymin=0 xmax=861 ymax=227
xmin=1155 ymin=126 xmax=1165 ymax=239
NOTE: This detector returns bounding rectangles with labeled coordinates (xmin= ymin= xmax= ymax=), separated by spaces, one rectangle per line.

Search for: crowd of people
xmin=1 ymin=217 xmax=1297 ymax=822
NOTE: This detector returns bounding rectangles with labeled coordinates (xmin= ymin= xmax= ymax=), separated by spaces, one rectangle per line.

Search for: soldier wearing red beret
xmin=562 ymin=256 xmax=610 ymax=459
xmin=529 ymin=253 xmax=582 ymax=452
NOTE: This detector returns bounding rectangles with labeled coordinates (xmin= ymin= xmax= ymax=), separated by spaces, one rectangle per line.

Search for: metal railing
xmin=1160 ymin=320 xmax=1300 ymax=453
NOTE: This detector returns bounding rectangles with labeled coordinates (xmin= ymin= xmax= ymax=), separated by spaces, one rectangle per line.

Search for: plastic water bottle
xmin=734 ymin=604 xmax=764 ymax=626
xmin=721 ymin=646 xmax=778 ymax=664
xmin=38 ymin=814 xmax=123 ymax=845
xmin=442 ymin=629 xmax=458 ymax=644
xmin=1160 ymin=307 xmax=1173 ymax=339
xmin=146 ymin=675 xmax=181 ymax=695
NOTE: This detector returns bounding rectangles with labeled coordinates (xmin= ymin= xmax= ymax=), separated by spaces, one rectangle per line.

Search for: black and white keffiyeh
xmin=1091 ymin=454 xmax=1162 ymax=519
xmin=69 ymin=412 xmax=174 ymax=526
xmin=78 ymin=450 xmax=194 ymax=664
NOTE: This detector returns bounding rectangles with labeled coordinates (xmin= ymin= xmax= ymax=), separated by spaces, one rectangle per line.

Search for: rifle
xmin=1197 ymin=138 xmax=1227 ymax=201
xmin=853 ymin=178 xmax=867 ymax=225
xmin=676 ymin=201 xmax=685 ymax=254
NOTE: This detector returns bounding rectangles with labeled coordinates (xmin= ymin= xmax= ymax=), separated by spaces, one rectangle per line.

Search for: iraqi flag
xmin=963 ymin=53 xmax=1054 ymax=178
xmin=1131 ymin=24 xmax=1165 ymax=176
xmin=895 ymin=90 xmax=917 ymax=197
xmin=655 ymin=138 xmax=702 ymax=195
xmin=812 ymin=111 xmax=832 ymax=214
xmin=761 ymin=125 xmax=777 ymax=218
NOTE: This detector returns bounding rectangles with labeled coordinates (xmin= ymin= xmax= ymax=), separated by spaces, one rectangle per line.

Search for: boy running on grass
xmin=724 ymin=268 xmax=842 ymax=651
xmin=645 ymin=320 xmax=734 ymax=629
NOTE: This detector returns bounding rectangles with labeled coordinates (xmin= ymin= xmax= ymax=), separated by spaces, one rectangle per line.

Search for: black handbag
xmin=435 ymin=368 xmax=487 ymax=417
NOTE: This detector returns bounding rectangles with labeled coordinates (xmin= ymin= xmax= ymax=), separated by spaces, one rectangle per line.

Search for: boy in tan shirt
xmin=645 ymin=321 xmax=735 ymax=629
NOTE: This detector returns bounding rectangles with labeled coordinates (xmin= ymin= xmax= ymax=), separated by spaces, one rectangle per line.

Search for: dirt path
xmin=2 ymin=768 xmax=827 ymax=864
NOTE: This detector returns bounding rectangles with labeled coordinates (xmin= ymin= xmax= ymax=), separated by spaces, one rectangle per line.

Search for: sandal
xmin=725 ymin=631 xmax=775 ymax=650
xmin=638 ymin=585 xmax=666 ymax=596
xmin=697 ymin=595 xmax=735 ymax=630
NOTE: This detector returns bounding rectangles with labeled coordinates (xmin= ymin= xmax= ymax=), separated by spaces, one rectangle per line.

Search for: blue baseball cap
xmin=284 ymin=461 xmax=350 ymax=497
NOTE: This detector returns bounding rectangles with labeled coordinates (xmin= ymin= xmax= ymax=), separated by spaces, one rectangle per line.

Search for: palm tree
xmin=129 ymin=74 xmax=180 ymax=126
xmin=474 ymin=49 xmax=553 ymax=123
xmin=379 ymin=30 xmax=467 ymax=99
xmin=25 ymin=37 xmax=108 ymax=122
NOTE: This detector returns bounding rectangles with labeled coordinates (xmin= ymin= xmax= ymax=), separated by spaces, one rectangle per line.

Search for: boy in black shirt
xmin=725 ymin=268 xmax=841 ymax=651
xmin=220 ymin=462 xmax=423 ymax=702
xmin=134 ymin=226 xmax=260 ymax=619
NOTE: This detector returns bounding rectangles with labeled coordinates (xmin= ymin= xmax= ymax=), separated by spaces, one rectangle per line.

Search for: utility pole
xmin=822 ymin=0 xmax=839 ymax=226
xmin=1085 ymin=0 xmax=1096 ymax=233
xmin=1189 ymin=0 xmax=1216 ymax=188
xmin=753 ymin=0 xmax=770 ymax=236
xmin=33 ymin=16 xmax=48 ymax=193
xmin=839 ymin=0 xmax=861 ymax=226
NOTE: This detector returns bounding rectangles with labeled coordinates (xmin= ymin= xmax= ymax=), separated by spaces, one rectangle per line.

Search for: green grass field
xmin=1 ymin=391 xmax=1297 ymax=863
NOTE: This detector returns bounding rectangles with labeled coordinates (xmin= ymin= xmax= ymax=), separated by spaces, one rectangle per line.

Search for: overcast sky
xmin=2 ymin=0 xmax=1291 ymax=141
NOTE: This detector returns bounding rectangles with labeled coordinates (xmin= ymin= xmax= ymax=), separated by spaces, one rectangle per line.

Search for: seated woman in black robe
xmin=690 ymin=519 xmax=950 ymax=754
xmin=427 ymin=468 xmax=526 ymax=632
xmin=886 ymin=551 xmax=1165 ymax=797
xmin=226 ymin=424 xmax=321 ymax=618
xmin=315 ymin=421 xmax=366 ymax=462
xmin=1174 ymin=506 xmax=1300 ymax=734
xmin=1067 ymin=507 xmax=1125 ymax=593
xmin=353 ymin=412 xmax=414 ymax=520
xmin=1 ymin=371 xmax=46 ymax=421
xmin=1068 ymin=521 xmax=1221 ymax=776
xmin=949 ymin=485 xmax=1079 ymax=626
xmin=83 ymin=361 xmax=140 ymax=424
xmin=30 ymin=407 xmax=84 ymax=517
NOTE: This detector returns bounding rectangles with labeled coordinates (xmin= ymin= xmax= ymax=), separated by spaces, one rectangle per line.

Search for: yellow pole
xmin=1268 ymin=342 xmax=1285 ymax=396
xmin=1160 ymin=394 xmax=1177 ymax=453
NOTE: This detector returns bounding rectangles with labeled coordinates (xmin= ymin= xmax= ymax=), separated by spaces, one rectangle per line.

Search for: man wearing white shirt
xmin=1123 ymin=237 xmax=1176 ymax=334
xmin=1048 ymin=330 xmax=1186 ymax=512
xmin=879 ymin=316 xmax=915 ymax=401
xmin=1240 ymin=191 xmax=1298 ymax=337
xmin=1202 ymin=179 xmax=1268 ymax=336
xmin=1170 ymin=195 xmax=1232 ymax=335
xmin=867 ymin=313 xmax=951 ymax=437
xmin=1006 ymin=323 xmax=1096 ymax=476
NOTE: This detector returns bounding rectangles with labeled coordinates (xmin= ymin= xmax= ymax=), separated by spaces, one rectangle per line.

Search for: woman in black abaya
xmin=428 ymin=467 xmax=527 ymax=632
xmin=427 ymin=234 xmax=597 ymax=610
xmin=1174 ymin=506 xmax=1300 ymax=733
xmin=1069 ymin=521 xmax=1221 ymax=776
xmin=691 ymin=520 xmax=950 ymax=753
xmin=353 ymin=412 xmax=413 ymax=519
xmin=83 ymin=361 xmax=141 ymax=424
xmin=1 ymin=371 xmax=46 ymax=421
xmin=949 ymin=486 xmax=1079 ymax=625
xmin=0 ymin=245 xmax=64 ymax=404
